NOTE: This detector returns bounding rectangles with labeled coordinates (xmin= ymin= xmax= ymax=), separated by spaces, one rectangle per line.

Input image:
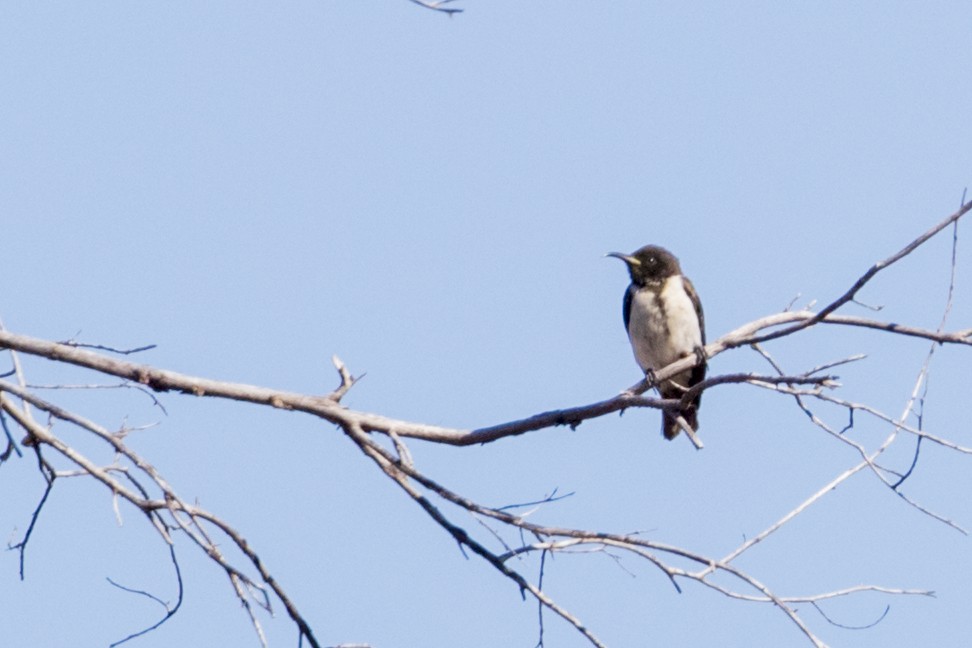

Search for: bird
xmin=607 ymin=245 xmax=706 ymax=440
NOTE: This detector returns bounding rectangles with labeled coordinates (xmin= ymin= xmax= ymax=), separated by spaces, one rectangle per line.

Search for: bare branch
xmin=340 ymin=419 xmax=608 ymax=648
xmin=57 ymin=337 xmax=158 ymax=355
xmin=0 ymin=379 xmax=323 ymax=648
xmin=407 ymin=0 xmax=464 ymax=15
xmin=1 ymin=201 xmax=969 ymax=647
xmin=106 ymin=543 xmax=183 ymax=647
xmin=742 ymin=197 xmax=972 ymax=345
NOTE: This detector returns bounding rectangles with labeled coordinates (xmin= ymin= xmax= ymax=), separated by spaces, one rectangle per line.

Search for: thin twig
xmin=107 ymin=543 xmax=183 ymax=647
xmin=742 ymin=198 xmax=972 ymax=346
xmin=406 ymin=0 xmax=464 ymax=15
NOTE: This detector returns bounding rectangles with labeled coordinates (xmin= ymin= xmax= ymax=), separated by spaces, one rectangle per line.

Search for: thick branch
xmin=1 ymin=308 xmax=967 ymax=448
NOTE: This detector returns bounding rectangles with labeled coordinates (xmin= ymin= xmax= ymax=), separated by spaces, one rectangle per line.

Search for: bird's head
xmin=606 ymin=245 xmax=682 ymax=286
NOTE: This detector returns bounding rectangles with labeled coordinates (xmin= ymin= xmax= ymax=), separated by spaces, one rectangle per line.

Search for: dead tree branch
xmin=1 ymin=198 xmax=969 ymax=647
xmin=406 ymin=0 xmax=464 ymax=16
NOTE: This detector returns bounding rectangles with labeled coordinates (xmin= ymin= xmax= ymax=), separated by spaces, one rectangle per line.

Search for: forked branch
xmin=1 ymin=198 xmax=969 ymax=647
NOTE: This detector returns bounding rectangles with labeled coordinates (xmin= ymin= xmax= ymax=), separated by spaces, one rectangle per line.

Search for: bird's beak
xmin=605 ymin=252 xmax=640 ymax=266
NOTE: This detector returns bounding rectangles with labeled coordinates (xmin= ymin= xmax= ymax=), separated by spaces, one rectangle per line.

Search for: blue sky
xmin=2 ymin=2 xmax=972 ymax=647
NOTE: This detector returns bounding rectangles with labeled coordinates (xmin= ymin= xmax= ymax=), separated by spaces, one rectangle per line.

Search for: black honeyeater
xmin=608 ymin=245 xmax=706 ymax=439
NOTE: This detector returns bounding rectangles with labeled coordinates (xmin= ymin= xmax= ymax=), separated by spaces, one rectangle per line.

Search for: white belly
xmin=627 ymin=276 xmax=702 ymax=373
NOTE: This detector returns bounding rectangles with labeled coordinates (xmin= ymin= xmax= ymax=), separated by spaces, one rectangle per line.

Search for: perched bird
xmin=608 ymin=245 xmax=706 ymax=439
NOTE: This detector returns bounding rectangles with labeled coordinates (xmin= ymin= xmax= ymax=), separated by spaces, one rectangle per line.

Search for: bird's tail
xmin=662 ymin=406 xmax=698 ymax=440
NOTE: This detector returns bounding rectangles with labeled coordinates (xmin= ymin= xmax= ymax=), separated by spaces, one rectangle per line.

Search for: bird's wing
xmin=622 ymin=284 xmax=634 ymax=331
xmin=683 ymin=276 xmax=707 ymax=407
xmin=683 ymin=276 xmax=705 ymax=346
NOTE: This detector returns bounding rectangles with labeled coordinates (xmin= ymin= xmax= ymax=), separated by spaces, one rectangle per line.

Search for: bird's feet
xmin=644 ymin=368 xmax=658 ymax=390
xmin=693 ymin=345 xmax=707 ymax=367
